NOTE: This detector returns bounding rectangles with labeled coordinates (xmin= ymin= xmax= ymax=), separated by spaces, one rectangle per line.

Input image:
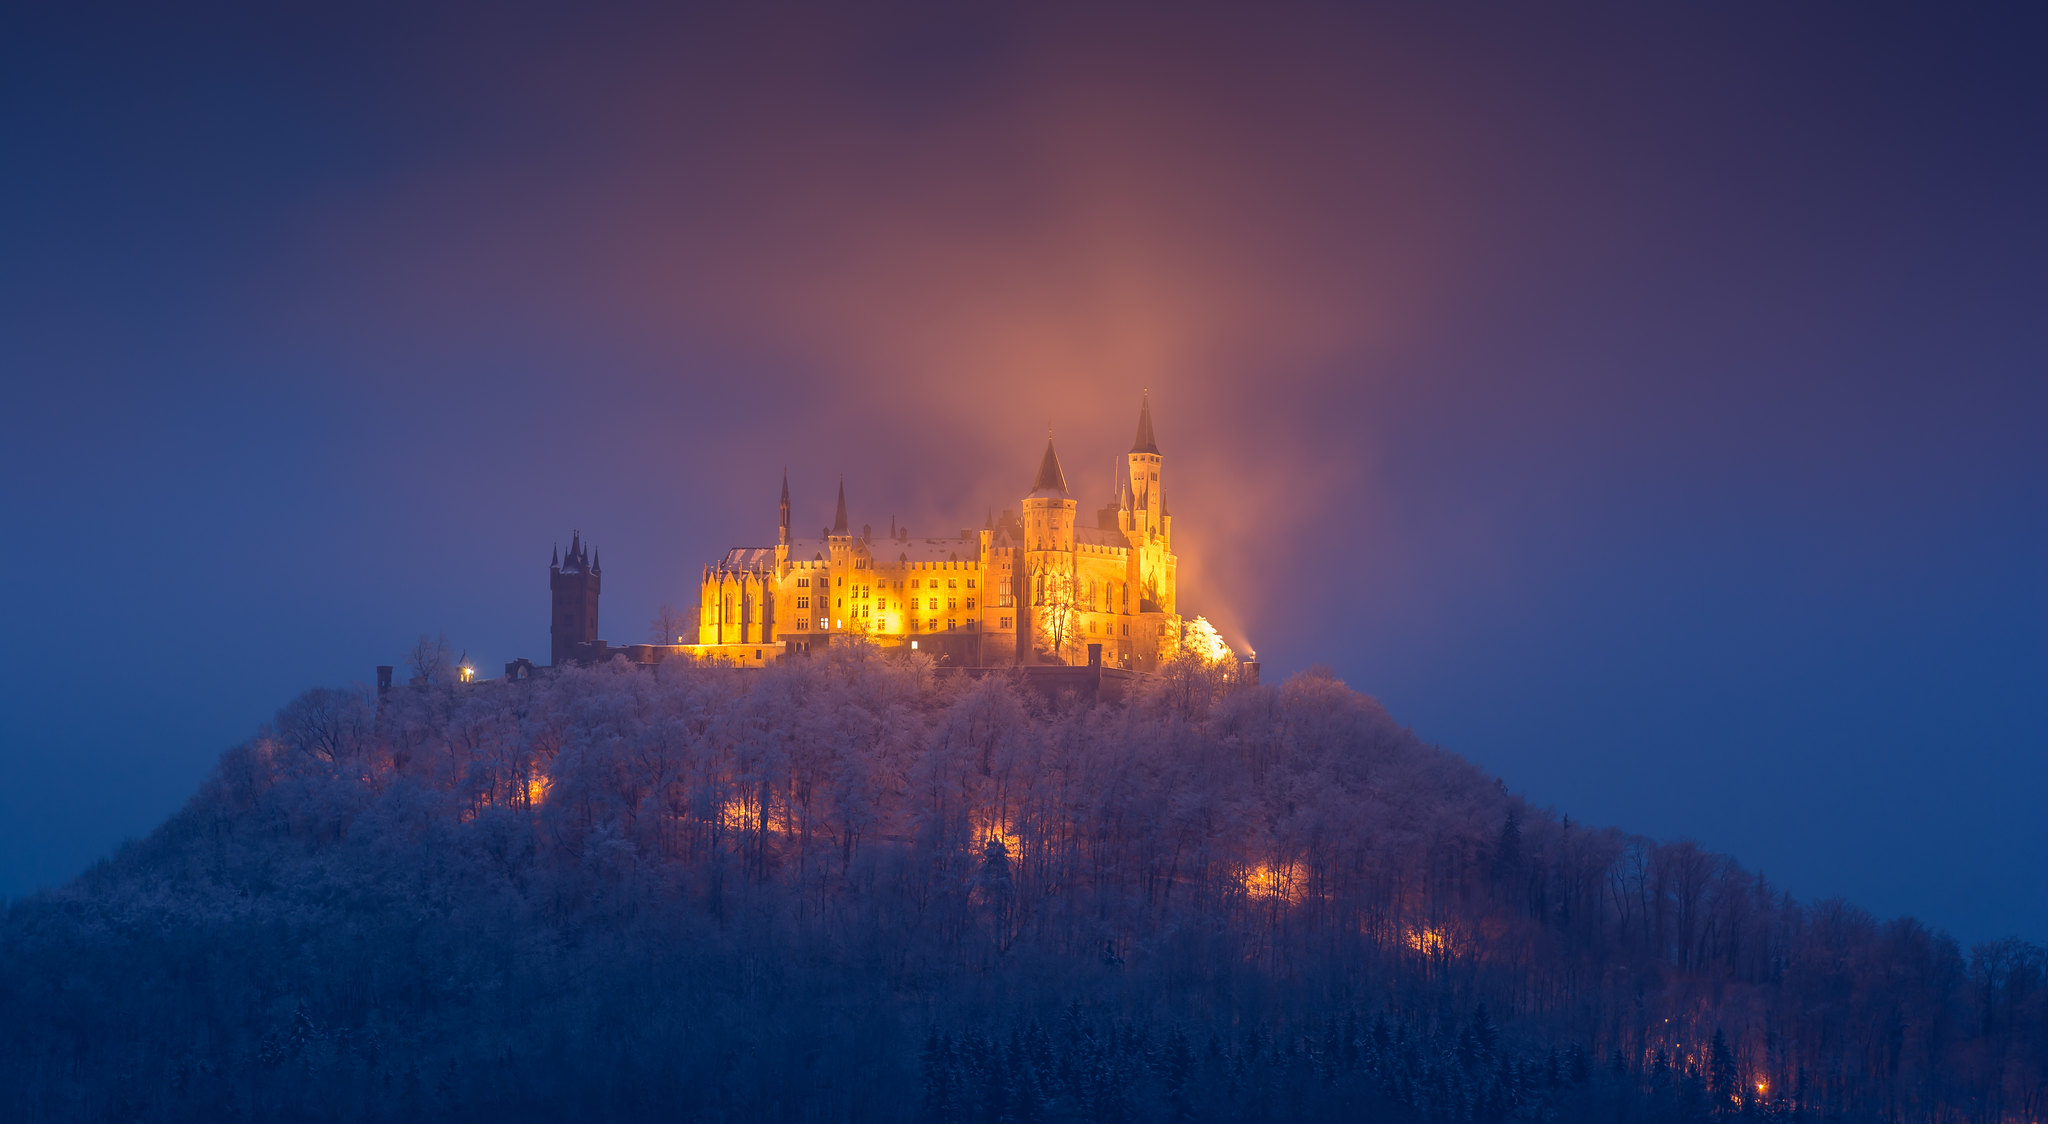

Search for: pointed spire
xmin=1030 ymin=436 xmax=1070 ymax=496
xmin=778 ymin=467 xmax=791 ymax=538
xmin=832 ymin=476 xmax=849 ymax=535
xmin=552 ymin=543 xmax=559 ymax=568
xmin=1131 ymin=390 xmax=1160 ymax=455
xmin=592 ymin=549 xmax=600 ymax=573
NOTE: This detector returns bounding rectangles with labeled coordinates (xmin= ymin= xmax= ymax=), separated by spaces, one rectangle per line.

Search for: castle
xmin=372 ymin=394 xmax=1233 ymax=694
xmin=688 ymin=393 xmax=1184 ymax=671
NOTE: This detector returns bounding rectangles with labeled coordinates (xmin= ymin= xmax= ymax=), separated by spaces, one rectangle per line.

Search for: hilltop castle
xmin=691 ymin=394 xmax=1183 ymax=671
xmin=376 ymin=394 xmax=1232 ymax=693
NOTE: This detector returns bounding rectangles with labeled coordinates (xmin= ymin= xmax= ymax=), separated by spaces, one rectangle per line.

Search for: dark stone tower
xmin=550 ymin=531 xmax=601 ymax=666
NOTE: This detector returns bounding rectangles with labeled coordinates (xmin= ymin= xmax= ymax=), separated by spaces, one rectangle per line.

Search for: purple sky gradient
xmin=3 ymin=3 xmax=2043 ymax=941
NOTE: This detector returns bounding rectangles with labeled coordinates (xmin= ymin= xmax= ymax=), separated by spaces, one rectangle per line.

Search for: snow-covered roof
xmin=1075 ymin=527 xmax=1127 ymax=550
xmin=717 ymin=535 xmax=998 ymax=570
xmin=877 ymin=538 xmax=982 ymax=565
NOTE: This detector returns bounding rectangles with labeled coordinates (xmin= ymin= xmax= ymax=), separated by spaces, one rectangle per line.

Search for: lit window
xmin=818 ymin=617 xmax=829 ymax=629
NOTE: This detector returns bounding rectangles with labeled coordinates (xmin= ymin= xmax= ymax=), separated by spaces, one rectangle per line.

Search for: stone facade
xmin=694 ymin=395 xmax=1183 ymax=670
xmin=549 ymin=533 xmax=601 ymax=666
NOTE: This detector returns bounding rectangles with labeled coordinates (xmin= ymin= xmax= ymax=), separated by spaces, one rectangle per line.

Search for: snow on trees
xmin=2 ymin=651 xmax=2040 ymax=1120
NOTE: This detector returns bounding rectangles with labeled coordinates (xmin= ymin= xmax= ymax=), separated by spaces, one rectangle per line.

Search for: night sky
xmin=3 ymin=4 xmax=2043 ymax=943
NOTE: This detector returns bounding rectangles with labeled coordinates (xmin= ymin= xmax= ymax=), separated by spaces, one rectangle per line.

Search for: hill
xmin=3 ymin=649 xmax=2042 ymax=1121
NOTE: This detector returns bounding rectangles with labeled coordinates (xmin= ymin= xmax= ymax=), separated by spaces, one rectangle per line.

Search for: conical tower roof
xmin=1029 ymin=437 xmax=1070 ymax=497
xmin=832 ymin=477 xmax=849 ymax=534
xmin=1131 ymin=391 xmax=1160 ymax=455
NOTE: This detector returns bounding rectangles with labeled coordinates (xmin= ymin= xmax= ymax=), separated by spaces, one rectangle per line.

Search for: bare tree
xmin=407 ymin=632 xmax=454 ymax=686
xmin=649 ymin=603 xmax=694 ymax=645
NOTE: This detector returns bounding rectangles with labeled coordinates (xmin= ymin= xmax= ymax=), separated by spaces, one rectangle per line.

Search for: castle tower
xmin=1128 ymin=390 xmax=1164 ymax=539
xmin=549 ymin=531 xmax=601 ymax=665
xmin=1126 ymin=392 xmax=1177 ymax=619
xmin=1022 ymin=435 xmax=1077 ymax=662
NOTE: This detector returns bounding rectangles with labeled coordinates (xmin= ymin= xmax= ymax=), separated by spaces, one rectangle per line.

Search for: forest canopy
xmin=3 ymin=647 xmax=2042 ymax=1122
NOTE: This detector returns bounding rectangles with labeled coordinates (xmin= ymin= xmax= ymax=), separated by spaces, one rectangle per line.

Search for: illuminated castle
xmin=693 ymin=394 xmax=1183 ymax=670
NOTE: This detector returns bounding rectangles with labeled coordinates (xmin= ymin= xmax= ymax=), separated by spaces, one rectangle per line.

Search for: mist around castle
xmin=5 ymin=5 xmax=2046 ymax=1119
xmin=4 ymin=408 xmax=2046 ymax=1124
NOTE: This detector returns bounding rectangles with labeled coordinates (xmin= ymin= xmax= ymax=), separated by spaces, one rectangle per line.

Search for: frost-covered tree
xmin=1 ymin=650 xmax=2040 ymax=1121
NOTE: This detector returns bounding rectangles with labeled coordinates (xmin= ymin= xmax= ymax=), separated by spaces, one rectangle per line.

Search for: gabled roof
xmin=1029 ymin=438 xmax=1069 ymax=497
xmin=1131 ymin=391 xmax=1160 ymax=455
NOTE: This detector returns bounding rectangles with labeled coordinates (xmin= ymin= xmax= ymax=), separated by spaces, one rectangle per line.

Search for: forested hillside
xmin=3 ymin=649 xmax=2043 ymax=1122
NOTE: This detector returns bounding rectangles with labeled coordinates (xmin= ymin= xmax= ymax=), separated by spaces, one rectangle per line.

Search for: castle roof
xmin=1029 ymin=438 xmax=1070 ymax=498
xmin=718 ymin=547 xmax=779 ymax=570
xmin=1131 ymin=391 xmax=1160 ymax=455
xmin=556 ymin=530 xmax=594 ymax=573
xmin=832 ymin=478 xmax=849 ymax=534
xmin=719 ymin=535 xmax=990 ymax=569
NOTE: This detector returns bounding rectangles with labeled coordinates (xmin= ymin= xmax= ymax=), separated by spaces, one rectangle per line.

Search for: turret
xmin=549 ymin=529 xmax=601 ymax=665
xmin=1021 ymin=434 xmax=1079 ymax=663
xmin=1023 ymin=435 xmax=1075 ymax=552
xmin=1127 ymin=391 xmax=1164 ymax=539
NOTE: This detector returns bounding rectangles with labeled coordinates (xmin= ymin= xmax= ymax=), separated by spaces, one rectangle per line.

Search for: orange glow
xmin=526 ymin=774 xmax=550 ymax=806
xmin=1241 ymin=862 xmax=1299 ymax=902
xmin=720 ymin=797 xmax=761 ymax=833
xmin=972 ymin=816 xmax=1022 ymax=856
xmin=1405 ymin=925 xmax=1455 ymax=956
xmin=1183 ymin=616 xmax=1234 ymax=665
